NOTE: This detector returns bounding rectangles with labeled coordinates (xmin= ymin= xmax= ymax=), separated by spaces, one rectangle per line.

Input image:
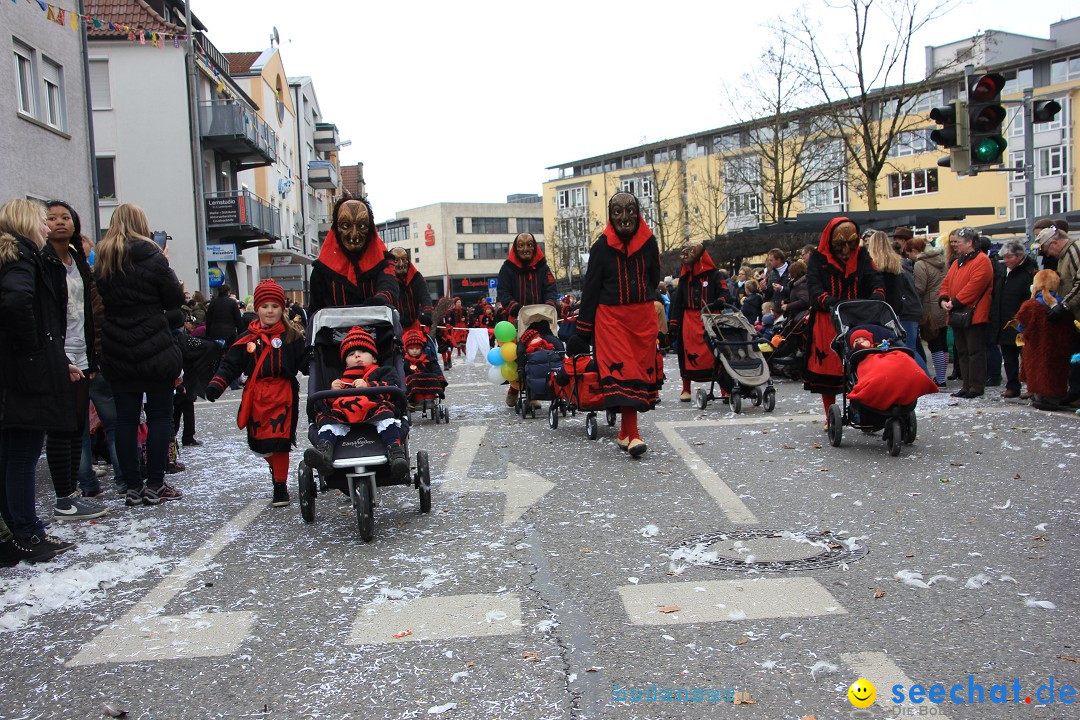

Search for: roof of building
xmin=222 ymin=51 xmax=264 ymax=75
xmin=86 ymin=0 xmax=186 ymax=38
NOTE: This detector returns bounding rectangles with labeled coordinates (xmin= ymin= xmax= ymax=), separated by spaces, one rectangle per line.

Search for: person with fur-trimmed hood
xmin=206 ymin=280 xmax=308 ymax=507
xmin=668 ymin=242 xmax=726 ymax=402
xmin=497 ymin=232 xmax=558 ymax=324
xmin=804 ymin=216 xmax=884 ymax=423
xmin=309 ymin=197 xmax=398 ymax=314
xmin=566 ymin=192 xmax=663 ymax=458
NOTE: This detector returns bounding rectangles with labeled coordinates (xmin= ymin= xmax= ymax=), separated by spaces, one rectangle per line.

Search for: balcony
xmin=205 ymin=189 xmax=280 ymax=250
xmin=313 ymin=122 xmax=340 ymax=153
xmin=308 ymin=159 xmax=339 ymax=189
xmin=200 ymin=100 xmax=277 ymax=170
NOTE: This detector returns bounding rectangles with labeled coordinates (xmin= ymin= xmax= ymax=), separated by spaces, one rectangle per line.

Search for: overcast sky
xmin=195 ymin=0 xmax=1076 ymax=221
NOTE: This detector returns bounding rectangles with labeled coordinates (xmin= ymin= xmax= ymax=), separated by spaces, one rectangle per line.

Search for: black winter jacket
xmin=0 ymin=232 xmax=76 ymax=431
xmin=95 ymin=240 xmax=184 ymax=392
xmin=205 ymin=293 xmax=243 ymax=342
xmin=992 ymin=255 xmax=1037 ymax=344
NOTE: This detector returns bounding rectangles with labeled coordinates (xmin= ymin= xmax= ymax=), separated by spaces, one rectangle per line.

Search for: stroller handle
xmin=307 ymin=386 xmax=408 ymax=416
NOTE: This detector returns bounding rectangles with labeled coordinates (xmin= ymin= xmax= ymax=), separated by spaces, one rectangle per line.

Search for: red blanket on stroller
xmin=847 ymin=350 xmax=938 ymax=410
xmin=553 ymin=356 xmax=605 ymax=410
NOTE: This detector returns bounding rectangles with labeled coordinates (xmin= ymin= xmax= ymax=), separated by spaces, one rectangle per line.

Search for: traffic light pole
xmin=1023 ymin=88 xmax=1035 ymax=243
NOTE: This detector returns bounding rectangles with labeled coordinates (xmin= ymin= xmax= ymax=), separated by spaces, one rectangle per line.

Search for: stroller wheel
xmin=605 ymin=408 xmax=617 ymax=427
xmin=548 ymin=404 xmax=559 ymax=430
xmin=902 ymin=410 xmax=917 ymax=444
xmin=354 ymin=478 xmax=375 ymax=542
xmin=297 ymin=461 xmax=315 ymax=523
xmin=886 ymin=418 xmax=903 ymax=457
xmin=416 ymin=451 xmax=431 ymax=513
xmin=730 ymin=391 xmax=743 ymax=414
xmin=827 ymin=404 xmax=843 ymax=447
xmin=752 ymin=388 xmax=763 ymax=407
xmin=695 ymin=388 xmax=708 ymax=410
xmin=441 ymin=406 xmax=450 ymax=423
xmin=585 ymin=412 xmax=598 ymax=440
xmin=763 ymin=388 xmax=776 ymax=413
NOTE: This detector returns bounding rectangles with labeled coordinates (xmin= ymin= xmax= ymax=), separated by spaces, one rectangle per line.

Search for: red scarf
xmin=681 ymin=249 xmax=717 ymax=280
xmin=317 ymin=228 xmax=390 ymax=285
xmin=603 ymin=217 xmax=654 ymax=256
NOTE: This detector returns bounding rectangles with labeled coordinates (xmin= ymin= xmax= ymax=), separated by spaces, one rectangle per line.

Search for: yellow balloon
xmin=500 ymin=342 xmax=518 ymax=362
xmin=501 ymin=363 xmax=517 ymax=381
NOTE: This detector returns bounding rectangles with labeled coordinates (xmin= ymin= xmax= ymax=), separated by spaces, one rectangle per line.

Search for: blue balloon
xmin=487 ymin=347 xmax=505 ymax=366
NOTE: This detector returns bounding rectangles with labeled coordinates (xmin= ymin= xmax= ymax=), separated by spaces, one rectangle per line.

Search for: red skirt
xmin=803 ymin=309 xmax=842 ymax=394
xmin=595 ymin=302 xmax=661 ymax=411
xmin=240 ymin=376 xmax=298 ymax=454
xmin=678 ymin=310 xmax=714 ymax=382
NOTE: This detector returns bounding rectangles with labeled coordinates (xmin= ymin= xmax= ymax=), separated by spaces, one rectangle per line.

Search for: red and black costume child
xmin=309 ymin=197 xmax=398 ymax=313
xmin=520 ymin=328 xmax=555 ymax=355
xmin=403 ymin=328 xmax=447 ymax=404
xmin=567 ymin=193 xmax=663 ymax=458
xmin=389 ymin=248 xmax=433 ymax=332
xmin=804 ymin=216 xmax=884 ymax=418
xmin=668 ymin=243 xmax=726 ymax=401
xmin=445 ymin=298 xmax=468 ymax=358
xmin=497 ymin=233 xmax=558 ymax=324
xmin=304 ymin=326 xmax=409 ymax=480
xmin=206 ymin=280 xmax=308 ymax=502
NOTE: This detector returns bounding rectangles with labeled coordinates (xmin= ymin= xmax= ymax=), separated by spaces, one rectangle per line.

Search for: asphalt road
xmin=3 ymin=353 xmax=1077 ymax=720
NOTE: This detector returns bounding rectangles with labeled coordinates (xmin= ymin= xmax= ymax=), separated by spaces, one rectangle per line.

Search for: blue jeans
xmin=0 ymin=428 xmax=47 ymax=539
xmin=900 ymin=320 xmax=930 ymax=377
xmin=114 ymin=389 xmax=174 ymax=491
xmin=78 ymin=374 xmax=120 ymax=494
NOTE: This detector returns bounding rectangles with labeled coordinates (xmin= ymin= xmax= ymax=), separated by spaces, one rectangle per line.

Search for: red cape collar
xmin=318 ymin=228 xmax=389 ymax=284
xmin=396 ymin=262 xmax=417 ymax=286
xmin=681 ymin=250 xmax=716 ymax=279
xmin=603 ymin=217 xmax=653 ymax=256
xmin=507 ymin=243 xmax=546 ymax=269
xmin=817 ymin=216 xmax=860 ymax=275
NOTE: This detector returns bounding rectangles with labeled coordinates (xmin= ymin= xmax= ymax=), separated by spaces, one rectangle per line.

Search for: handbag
xmin=948 ymin=303 xmax=974 ymax=330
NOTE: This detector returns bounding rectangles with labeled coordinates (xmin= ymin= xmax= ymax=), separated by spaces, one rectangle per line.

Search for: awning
xmin=976 ymin=212 xmax=1080 ymax=236
xmin=730 ymin=208 xmax=996 ymax=236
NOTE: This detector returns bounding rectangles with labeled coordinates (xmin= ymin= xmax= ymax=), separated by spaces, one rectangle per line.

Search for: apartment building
xmin=2 ymin=0 xmax=94 ymax=228
xmin=543 ymin=17 xmax=1080 ymax=275
xmin=378 ymin=197 xmax=545 ymax=303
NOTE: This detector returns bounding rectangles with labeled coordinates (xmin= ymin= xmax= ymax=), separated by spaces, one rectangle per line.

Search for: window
xmin=1051 ymin=59 xmax=1067 ymax=85
xmin=888 ymin=129 xmax=934 ymax=157
xmin=96 ymin=156 xmax=117 ymax=200
xmin=516 ymin=217 xmax=544 ymax=234
xmin=1010 ymin=196 xmax=1026 ymax=221
xmin=803 ymin=181 xmax=847 ymax=211
xmin=556 ymin=186 xmax=586 ymax=210
xmin=1037 ymin=146 xmax=1067 ymax=178
xmin=14 ymin=41 xmax=35 ymax=116
xmin=381 ymin=222 xmax=409 ymax=244
xmin=1002 ymin=67 xmax=1033 ymax=96
xmin=457 ymin=244 xmax=466 ymax=260
xmin=456 ymin=217 xmax=464 ymax=234
xmin=620 ymin=176 xmax=654 ymax=201
xmin=685 ymin=141 xmax=705 ymax=159
xmin=469 ymin=217 xmax=508 ymax=234
xmin=89 ymin=58 xmax=111 ymax=110
xmin=1036 ymin=191 xmax=1069 ymax=217
xmin=472 ymin=242 xmax=511 ymax=260
xmin=726 ymin=192 xmax=760 ymax=218
xmin=713 ymin=134 xmax=739 ymax=154
xmin=887 ymin=168 xmax=938 ymax=198
xmin=1071 ymin=56 xmax=1080 ymax=80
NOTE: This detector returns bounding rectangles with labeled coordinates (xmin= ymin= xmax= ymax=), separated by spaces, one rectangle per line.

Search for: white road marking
xmin=842 ymin=651 xmax=953 ymax=719
xmin=350 ymin=593 xmax=522 ymax=644
xmin=617 ymin=577 xmax=846 ymax=625
xmin=66 ymin=499 xmax=266 ymax=666
xmin=441 ymin=426 xmax=554 ymax=525
xmin=445 ymin=382 xmax=490 ymax=389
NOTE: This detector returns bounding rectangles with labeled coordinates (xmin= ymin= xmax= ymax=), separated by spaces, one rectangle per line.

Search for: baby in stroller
xmin=846 ymin=327 xmax=937 ymax=412
xmin=304 ymin=325 xmax=409 ymax=480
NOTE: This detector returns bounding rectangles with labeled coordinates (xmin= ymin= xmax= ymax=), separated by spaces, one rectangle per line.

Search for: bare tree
xmin=548 ymin=205 xmax=597 ymax=290
xmin=778 ymin=0 xmax=962 ymax=210
xmin=643 ymin=157 xmax=686 ymax=253
xmin=686 ymin=154 xmax=728 ymax=243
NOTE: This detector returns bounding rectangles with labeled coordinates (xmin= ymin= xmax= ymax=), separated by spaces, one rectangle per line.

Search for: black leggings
xmin=46 ymin=375 xmax=90 ymax=498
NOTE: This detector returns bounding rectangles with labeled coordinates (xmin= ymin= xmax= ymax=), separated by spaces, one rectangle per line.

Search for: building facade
xmin=378 ymin=197 xmax=545 ymax=303
xmin=542 ymin=18 xmax=1080 ymax=276
xmin=2 ymin=0 xmax=94 ymax=230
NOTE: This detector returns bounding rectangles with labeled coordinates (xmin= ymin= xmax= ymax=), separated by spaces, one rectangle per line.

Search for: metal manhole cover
xmin=670 ymin=529 xmax=869 ymax=573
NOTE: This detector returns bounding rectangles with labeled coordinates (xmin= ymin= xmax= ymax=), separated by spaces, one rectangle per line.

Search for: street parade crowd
xmin=0 ymin=192 xmax=1077 ymax=567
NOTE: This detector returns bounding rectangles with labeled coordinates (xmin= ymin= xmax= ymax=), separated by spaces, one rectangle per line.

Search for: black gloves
xmin=419 ymin=311 xmax=433 ymax=327
xmin=1047 ymin=302 xmax=1068 ymax=323
xmin=565 ymin=334 xmax=590 ymax=356
xmin=205 ymin=385 xmax=222 ymax=402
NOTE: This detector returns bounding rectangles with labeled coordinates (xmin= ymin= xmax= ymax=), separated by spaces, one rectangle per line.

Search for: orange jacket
xmin=938 ymin=252 xmax=993 ymax=325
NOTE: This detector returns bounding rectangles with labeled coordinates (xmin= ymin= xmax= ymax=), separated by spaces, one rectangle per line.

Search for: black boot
xmin=271 ymin=482 xmax=290 ymax=507
xmin=0 ymin=537 xmax=57 ymax=567
xmin=303 ymin=441 xmax=335 ymax=473
xmin=388 ymin=444 xmax=409 ymax=481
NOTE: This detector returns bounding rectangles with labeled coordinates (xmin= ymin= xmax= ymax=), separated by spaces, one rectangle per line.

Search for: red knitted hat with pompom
xmin=402 ymin=328 xmax=426 ymax=349
xmin=253 ymin=279 xmax=286 ymax=309
xmin=341 ymin=325 xmax=377 ymax=362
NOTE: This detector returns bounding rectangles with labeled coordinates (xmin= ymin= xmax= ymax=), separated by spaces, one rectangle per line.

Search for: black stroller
xmin=298 ymin=306 xmax=432 ymax=541
xmin=514 ymin=304 xmax=565 ymax=419
xmin=826 ymin=300 xmax=919 ymax=457
xmin=694 ymin=305 xmax=776 ymax=414
xmin=767 ymin=310 xmax=810 ymax=380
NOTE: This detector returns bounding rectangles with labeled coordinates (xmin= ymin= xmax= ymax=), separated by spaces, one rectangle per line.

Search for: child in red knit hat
xmin=206 ymin=279 xmax=308 ymax=507
xmin=403 ymin=328 xmax=447 ymax=408
xmin=304 ymin=326 xmax=409 ymax=480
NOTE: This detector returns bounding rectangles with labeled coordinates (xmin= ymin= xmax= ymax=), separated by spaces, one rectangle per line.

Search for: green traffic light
xmin=972 ymin=136 xmax=1007 ymax=163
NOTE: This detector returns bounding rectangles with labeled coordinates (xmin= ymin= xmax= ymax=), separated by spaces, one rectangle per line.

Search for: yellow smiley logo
xmin=848 ymin=678 xmax=876 ymax=708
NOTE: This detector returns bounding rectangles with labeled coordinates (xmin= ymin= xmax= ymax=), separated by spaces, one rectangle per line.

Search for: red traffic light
xmin=971 ymin=105 xmax=1007 ymax=132
xmin=969 ymin=73 xmax=1006 ymax=102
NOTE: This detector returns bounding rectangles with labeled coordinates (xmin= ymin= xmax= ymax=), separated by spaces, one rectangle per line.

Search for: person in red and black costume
xmin=668 ymin=242 xmax=726 ymax=402
xmin=445 ymin=297 xmax=467 ymax=360
xmin=497 ymin=232 xmax=558 ymax=324
xmin=566 ymin=192 xmax=662 ymax=458
xmin=309 ymin=198 xmax=398 ymax=313
xmin=804 ymin=217 xmax=884 ymax=424
xmin=389 ymin=247 xmax=433 ymax=332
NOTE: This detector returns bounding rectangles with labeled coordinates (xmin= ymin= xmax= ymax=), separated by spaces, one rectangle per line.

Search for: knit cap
xmin=850 ymin=329 xmax=875 ymax=348
xmin=341 ymin=325 xmax=377 ymax=362
xmin=253 ymin=279 xmax=286 ymax=309
xmin=402 ymin=328 xmax=426 ymax=349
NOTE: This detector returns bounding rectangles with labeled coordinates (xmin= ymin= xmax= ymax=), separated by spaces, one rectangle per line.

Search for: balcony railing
xmin=200 ymin=100 xmax=277 ymax=169
xmin=205 ymin=189 xmax=280 ymax=249
xmin=313 ymin=122 xmax=340 ymax=153
xmin=308 ymin=159 xmax=339 ymax=189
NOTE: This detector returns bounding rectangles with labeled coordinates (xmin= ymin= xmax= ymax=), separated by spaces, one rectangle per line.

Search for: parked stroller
xmin=298 ymin=306 xmax=432 ymax=541
xmin=826 ymin=300 xmax=919 ymax=457
xmin=548 ymin=354 xmax=618 ymax=440
xmin=514 ymin=304 xmax=565 ymax=419
xmin=694 ymin=304 xmax=776 ymax=414
xmin=767 ymin=310 xmax=810 ymax=380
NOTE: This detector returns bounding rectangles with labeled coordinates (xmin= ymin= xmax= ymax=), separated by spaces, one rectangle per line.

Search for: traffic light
xmin=967 ymin=73 xmax=1007 ymax=167
xmin=1032 ymin=99 xmax=1062 ymax=124
xmin=931 ymin=99 xmax=969 ymax=174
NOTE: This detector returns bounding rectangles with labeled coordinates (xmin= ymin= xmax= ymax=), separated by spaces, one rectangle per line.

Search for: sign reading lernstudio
xmin=206 ymin=196 xmax=242 ymax=226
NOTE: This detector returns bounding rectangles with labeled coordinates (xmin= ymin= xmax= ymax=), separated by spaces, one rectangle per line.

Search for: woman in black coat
xmin=0 ymin=199 xmax=79 ymax=555
xmin=95 ymin=204 xmax=185 ymax=506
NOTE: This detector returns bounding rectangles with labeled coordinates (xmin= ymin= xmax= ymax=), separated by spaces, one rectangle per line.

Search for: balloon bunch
xmin=486 ymin=321 xmax=519 ymax=384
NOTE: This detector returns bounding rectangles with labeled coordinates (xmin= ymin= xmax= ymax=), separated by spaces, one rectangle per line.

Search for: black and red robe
xmin=669 ymin=251 xmax=726 ymax=382
xmin=804 ymin=216 xmax=884 ymax=395
xmin=393 ymin=263 xmax=433 ymax=331
xmin=309 ymin=228 xmax=398 ymax=313
xmin=207 ymin=320 xmax=308 ymax=454
xmin=577 ymin=220 xmax=663 ymax=411
xmin=497 ymin=244 xmax=558 ymax=322
xmin=320 ymin=364 xmax=399 ymax=426
xmin=405 ymin=354 xmax=448 ymax=399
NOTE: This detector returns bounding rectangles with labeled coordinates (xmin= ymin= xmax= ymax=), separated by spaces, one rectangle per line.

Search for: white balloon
xmin=487 ymin=364 xmax=505 ymax=385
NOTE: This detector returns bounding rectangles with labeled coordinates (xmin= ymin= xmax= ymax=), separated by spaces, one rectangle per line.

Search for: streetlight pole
xmin=184 ymin=0 xmax=210 ymax=295
xmin=1023 ymin=88 xmax=1035 ymax=243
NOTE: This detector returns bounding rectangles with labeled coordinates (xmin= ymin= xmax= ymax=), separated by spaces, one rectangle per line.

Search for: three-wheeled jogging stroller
xmin=514 ymin=304 xmax=565 ymax=419
xmin=693 ymin=304 xmax=776 ymax=414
